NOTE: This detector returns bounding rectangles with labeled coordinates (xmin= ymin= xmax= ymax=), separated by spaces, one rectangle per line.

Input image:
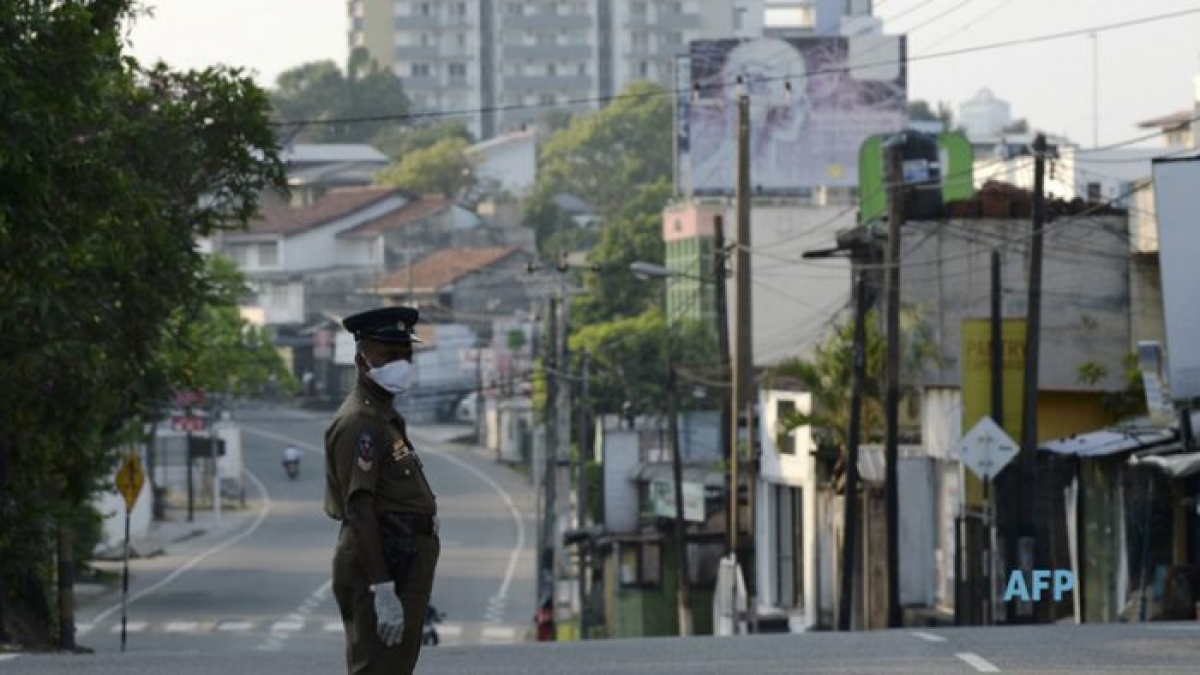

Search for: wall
xmin=902 ymin=216 xmax=1131 ymax=392
xmin=602 ymin=429 xmax=642 ymax=533
xmin=470 ymin=133 xmax=538 ymax=196
xmin=666 ymin=199 xmax=857 ymax=368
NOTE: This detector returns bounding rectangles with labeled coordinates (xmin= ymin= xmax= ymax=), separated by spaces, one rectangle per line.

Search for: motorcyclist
xmin=282 ymin=446 xmax=301 ymax=477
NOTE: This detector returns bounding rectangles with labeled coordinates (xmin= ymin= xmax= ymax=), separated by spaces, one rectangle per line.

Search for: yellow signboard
xmin=961 ymin=318 xmax=1025 ymax=506
xmin=116 ymin=451 xmax=145 ymax=512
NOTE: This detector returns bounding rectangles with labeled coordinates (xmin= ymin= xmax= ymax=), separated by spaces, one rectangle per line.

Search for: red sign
xmin=172 ymin=390 xmax=208 ymax=409
xmin=171 ymin=415 xmax=208 ymax=432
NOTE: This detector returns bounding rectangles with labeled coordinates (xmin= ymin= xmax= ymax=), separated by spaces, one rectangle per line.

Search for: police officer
xmin=326 ymin=306 xmax=439 ymax=674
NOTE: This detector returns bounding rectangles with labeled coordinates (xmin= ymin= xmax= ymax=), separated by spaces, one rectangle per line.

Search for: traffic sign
xmin=959 ymin=417 xmax=1019 ymax=481
xmin=115 ymin=452 xmax=145 ymax=511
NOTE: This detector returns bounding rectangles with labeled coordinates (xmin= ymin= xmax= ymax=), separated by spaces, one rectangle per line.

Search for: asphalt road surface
xmin=69 ymin=405 xmax=538 ymax=656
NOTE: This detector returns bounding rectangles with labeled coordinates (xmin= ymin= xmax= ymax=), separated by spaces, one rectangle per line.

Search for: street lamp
xmin=630 ymin=261 xmax=692 ymax=636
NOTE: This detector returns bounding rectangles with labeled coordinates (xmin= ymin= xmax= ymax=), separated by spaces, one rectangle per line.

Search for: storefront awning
xmin=1039 ymin=427 xmax=1176 ymax=458
xmin=1129 ymin=445 xmax=1200 ymax=478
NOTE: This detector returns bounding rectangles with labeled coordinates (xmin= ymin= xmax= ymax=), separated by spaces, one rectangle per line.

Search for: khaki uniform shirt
xmin=324 ymin=380 xmax=437 ymax=520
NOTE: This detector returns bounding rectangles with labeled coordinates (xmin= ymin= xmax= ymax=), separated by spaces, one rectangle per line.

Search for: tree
xmin=371 ymin=119 xmax=473 ymax=162
xmin=907 ymin=99 xmax=954 ymax=130
xmin=375 ymin=136 xmax=475 ymax=197
xmin=270 ymin=49 xmax=410 ymax=144
xmin=570 ymin=178 xmax=673 ymax=326
xmin=766 ymin=307 xmax=940 ymax=483
xmin=160 ymin=256 xmax=294 ymax=397
xmin=0 ymin=0 xmax=286 ymax=648
xmin=533 ymin=80 xmax=672 ymax=217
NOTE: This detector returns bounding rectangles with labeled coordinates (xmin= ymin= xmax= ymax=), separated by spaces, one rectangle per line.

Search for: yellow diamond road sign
xmin=116 ymin=452 xmax=145 ymax=511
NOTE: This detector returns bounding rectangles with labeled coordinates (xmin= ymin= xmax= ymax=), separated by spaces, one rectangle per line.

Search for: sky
xmin=123 ymin=0 xmax=1200 ymax=148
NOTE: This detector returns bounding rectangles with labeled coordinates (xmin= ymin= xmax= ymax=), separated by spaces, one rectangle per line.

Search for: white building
xmin=349 ymin=0 xmax=766 ymax=138
xmin=464 ymin=128 xmax=539 ymax=196
xmin=958 ymin=88 xmax=1012 ymax=139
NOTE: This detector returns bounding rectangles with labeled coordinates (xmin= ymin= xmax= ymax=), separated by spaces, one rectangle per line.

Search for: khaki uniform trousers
xmin=332 ymin=526 xmax=440 ymax=675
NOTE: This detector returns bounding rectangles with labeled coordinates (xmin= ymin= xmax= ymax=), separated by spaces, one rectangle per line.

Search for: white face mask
xmin=366 ymin=357 xmax=413 ymax=395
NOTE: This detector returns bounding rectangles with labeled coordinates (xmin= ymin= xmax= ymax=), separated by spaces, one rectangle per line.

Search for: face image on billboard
xmin=686 ymin=37 xmax=907 ymax=194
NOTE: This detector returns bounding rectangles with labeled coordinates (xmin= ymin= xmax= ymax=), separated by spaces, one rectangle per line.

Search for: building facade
xmin=349 ymin=0 xmax=765 ymax=138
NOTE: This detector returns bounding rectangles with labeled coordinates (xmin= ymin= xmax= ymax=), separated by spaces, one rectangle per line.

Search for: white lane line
xmin=411 ymin=433 xmax=526 ymax=608
xmin=0 ymin=654 xmax=18 ymax=662
xmin=956 ymin=652 xmax=1001 ymax=672
xmin=87 ymin=469 xmax=273 ymax=628
xmin=218 ymin=621 xmax=254 ymax=632
xmin=111 ymin=621 xmax=147 ymax=633
xmin=324 ymin=621 xmax=344 ymax=632
xmin=165 ymin=621 xmax=199 ymax=632
xmin=438 ymin=623 xmax=463 ymax=637
xmin=910 ymin=630 xmax=946 ymax=643
xmin=480 ymin=626 xmax=518 ymax=642
xmin=271 ymin=620 xmax=305 ymax=632
xmin=77 ymin=622 xmax=93 ymax=635
xmin=242 ymin=427 xmax=322 ymax=456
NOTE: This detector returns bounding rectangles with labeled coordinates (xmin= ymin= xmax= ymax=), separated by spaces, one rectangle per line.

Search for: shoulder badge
xmin=391 ymin=438 xmax=412 ymax=463
xmin=357 ymin=430 xmax=375 ymax=471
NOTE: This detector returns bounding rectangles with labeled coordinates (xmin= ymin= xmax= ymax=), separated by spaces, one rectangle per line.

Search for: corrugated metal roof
xmin=1040 ymin=427 xmax=1176 ymax=458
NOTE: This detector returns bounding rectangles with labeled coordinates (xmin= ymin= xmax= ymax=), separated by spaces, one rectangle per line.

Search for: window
xmin=226 ymin=243 xmax=250 ymax=267
xmin=638 ymin=60 xmax=650 ymax=77
xmin=418 ymin=2 xmax=432 ymax=16
xmin=449 ymin=63 xmax=467 ymax=77
xmin=537 ymin=32 xmax=555 ymax=46
xmin=451 ymin=2 xmax=467 ymax=17
xmin=258 ymin=242 xmax=279 ymax=267
xmin=664 ymin=31 xmax=683 ymax=47
xmin=456 ymin=32 xmax=467 ymax=47
xmin=667 ymin=1 xmax=683 ymax=13
xmin=577 ymin=62 xmax=588 ymax=76
xmin=632 ymin=32 xmax=649 ymax=49
xmin=631 ymin=1 xmax=647 ymax=16
xmin=547 ymin=63 xmax=557 ymax=76
xmin=774 ymin=485 xmax=803 ymax=608
xmin=411 ymin=63 xmax=431 ymax=76
xmin=776 ymin=399 xmax=797 ymax=454
xmin=539 ymin=93 xmax=555 ymax=106
xmin=618 ymin=540 xmax=662 ymax=587
xmin=420 ymin=32 xmax=433 ymax=46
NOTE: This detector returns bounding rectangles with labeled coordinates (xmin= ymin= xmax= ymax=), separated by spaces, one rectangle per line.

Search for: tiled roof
xmin=247 ymin=187 xmax=403 ymax=236
xmin=372 ymin=247 xmax=521 ymax=294
xmin=338 ymin=196 xmax=453 ymax=238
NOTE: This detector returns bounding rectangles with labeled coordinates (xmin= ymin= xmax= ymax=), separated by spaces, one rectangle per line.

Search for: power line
xmin=267 ymin=7 xmax=1200 ymax=129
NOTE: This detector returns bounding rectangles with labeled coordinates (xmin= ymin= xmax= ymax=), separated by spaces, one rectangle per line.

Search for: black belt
xmin=380 ymin=512 xmax=438 ymax=536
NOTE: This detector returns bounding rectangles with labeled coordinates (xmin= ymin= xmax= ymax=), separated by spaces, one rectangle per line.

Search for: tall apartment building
xmin=348 ymin=0 xmax=765 ymax=139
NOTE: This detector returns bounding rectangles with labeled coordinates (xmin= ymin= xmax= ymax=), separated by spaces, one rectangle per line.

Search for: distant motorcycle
xmin=282 ymin=446 xmax=301 ymax=480
xmin=422 ymin=605 xmax=445 ymax=646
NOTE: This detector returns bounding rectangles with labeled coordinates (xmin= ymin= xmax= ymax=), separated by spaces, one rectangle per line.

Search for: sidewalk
xmin=79 ymin=504 xmax=259 ymax=610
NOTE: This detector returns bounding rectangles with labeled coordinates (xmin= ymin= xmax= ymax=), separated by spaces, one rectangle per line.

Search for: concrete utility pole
xmin=541 ymin=295 xmax=559 ymax=612
xmin=729 ymin=94 xmax=753 ymax=635
xmin=667 ymin=362 xmax=692 ymax=636
xmin=883 ymin=135 xmax=905 ymax=629
xmin=554 ymin=282 xmax=571 ymax=624
xmin=1019 ymin=132 xmax=1047 ymax=621
xmin=577 ymin=349 xmax=590 ymax=638
xmin=839 ymin=267 xmax=870 ymax=631
xmin=713 ymin=215 xmax=733 ymax=561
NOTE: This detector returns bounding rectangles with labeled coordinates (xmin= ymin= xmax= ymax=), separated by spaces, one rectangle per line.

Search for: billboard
xmin=683 ymin=36 xmax=907 ymax=194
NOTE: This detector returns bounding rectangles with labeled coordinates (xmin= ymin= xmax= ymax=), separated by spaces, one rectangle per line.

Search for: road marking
xmin=217 ymin=621 xmax=254 ymax=632
xmin=0 ymin=654 xmax=17 ymax=662
xmin=242 ymin=427 xmax=323 ymax=456
xmin=324 ymin=621 xmax=344 ymax=632
xmin=438 ymin=623 xmax=463 ymax=637
xmin=271 ymin=619 xmax=305 ymax=632
xmin=86 ymin=469 xmax=273 ymax=629
xmin=1146 ymin=624 xmax=1200 ymax=630
xmin=910 ymin=630 xmax=946 ymax=643
xmin=111 ymin=621 xmax=147 ymax=633
xmin=480 ymin=626 xmax=519 ymax=642
xmin=77 ymin=622 xmax=93 ymax=635
xmin=165 ymin=621 xmax=199 ymax=632
xmin=411 ymin=432 xmax=526 ymax=610
xmin=957 ymin=652 xmax=1001 ymax=672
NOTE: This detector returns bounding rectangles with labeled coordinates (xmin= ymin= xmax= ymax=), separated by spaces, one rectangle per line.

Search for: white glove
xmin=371 ymin=581 xmax=405 ymax=646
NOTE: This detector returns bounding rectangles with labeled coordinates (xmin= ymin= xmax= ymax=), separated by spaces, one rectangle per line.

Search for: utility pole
xmin=475 ymin=347 xmax=484 ymax=446
xmin=713 ymin=215 xmax=733 ymax=559
xmin=988 ymin=249 xmax=1003 ymax=625
xmin=667 ymin=362 xmax=692 ymax=635
xmin=839 ymin=266 xmax=870 ymax=631
xmin=1019 ymin=132 xmax=1047 ymax=621
xmin=577 ymin=349 xmax=591 ymax=639
xmin=883 ymin=134 xmax=904 ymax=629
xmin=554 ymin=283 xmax=571 ymax=627
xmin=541 ymin=295 xmax=559 ymax=613
xmin=729 ymin=93 xmax=753 ymax=635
